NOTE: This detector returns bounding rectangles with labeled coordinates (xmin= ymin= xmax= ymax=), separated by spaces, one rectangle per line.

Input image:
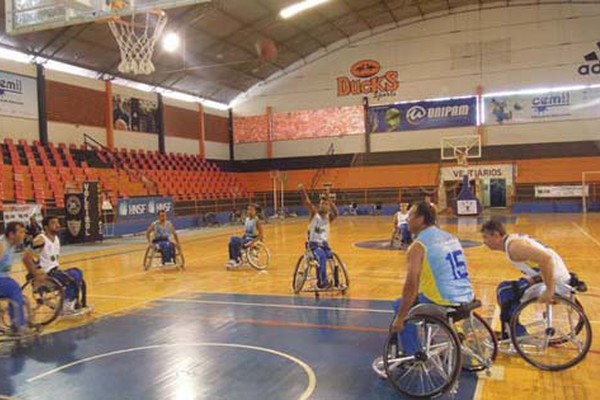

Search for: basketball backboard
xmin=5 ymin=0 xmax=212 ymax=35
xmin=441 ymin=135 xmax=481 ymax=162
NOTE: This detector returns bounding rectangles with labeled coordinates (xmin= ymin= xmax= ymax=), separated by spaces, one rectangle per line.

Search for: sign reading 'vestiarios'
xmin=336 ymin=60 xmax=399 ymax=100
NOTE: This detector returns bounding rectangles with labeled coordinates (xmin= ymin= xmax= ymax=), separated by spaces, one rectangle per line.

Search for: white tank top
xmin=308 ymin=213 xmax=329 ymax=244
xmin=39 ymin=233 xmax=61 ymax=273
xmin=395 ymin=211 xmax=409 ymax=227
xmin=504 ymin=234 xmax=570 ymax=284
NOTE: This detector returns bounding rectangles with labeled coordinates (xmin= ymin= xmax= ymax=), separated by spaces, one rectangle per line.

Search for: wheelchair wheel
xmin=247 ymin=242 xmax=270 ymax=271
xmin=456 ymin=313 xmax=498 ymax=372
xmin=292 ymin=255 xmax=309 ymax=294
xmin=143 ymin=246 xmax=154 ymax=271
xmin=549 ymin=297 xmax=585 ymax=345
xmin=175 ymin=247 xmax=185 ymax=270
xmin=510 ymin=296 xmax=592 ymax=371
xmin=383 ymin=314 xmax=462 ymax=398
xmin=330 ymin=253 xmax=349 ymax=293
xmin=21 ymin=277 xmax=64 ymax=327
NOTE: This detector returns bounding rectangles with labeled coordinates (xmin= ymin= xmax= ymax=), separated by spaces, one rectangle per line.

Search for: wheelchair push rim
xmin=455 ymin=312 xmax=498 ymax=372
xmin=510 ymin=295 xmax=592 ymax=371
xmin=383 ymin=314 xmax=463 ymax=398
xmin=247 ymin=242 xmax=270 ymax=271
xmin=20 ymin=277 xmax=64 ymax=327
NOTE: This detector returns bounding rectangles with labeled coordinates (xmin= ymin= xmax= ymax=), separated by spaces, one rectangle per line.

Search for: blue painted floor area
xmin=1 ymin=293 xmax=479 ymax=400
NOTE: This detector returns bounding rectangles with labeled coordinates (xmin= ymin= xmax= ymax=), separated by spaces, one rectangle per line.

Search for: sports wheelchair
xmin=0 ymin=289 xmax=56 ymax=345
xmin=143 ymin=241 xmax=185 ymax=271
xmin=20 ymin=275 xmax=64 ymax=326
xmin=240 ymin=241 xmax=271 ymax=271
xmin=373 ymin=299 xmax=497 ymax=398
xmin=292 ymin=243 xmax=349 ymax=298
xmin=497 ymin=276 xmax=591 ymax=371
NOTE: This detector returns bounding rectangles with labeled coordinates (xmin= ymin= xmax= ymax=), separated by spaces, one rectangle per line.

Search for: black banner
xmin=64 ymin=181 xmax=102 ymax=244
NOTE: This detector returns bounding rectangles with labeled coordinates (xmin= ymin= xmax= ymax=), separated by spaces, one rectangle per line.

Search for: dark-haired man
xmin=24 ymin=216 xmax=91 ymax=316
xmin=0 ymin=221 xmax=45 ymax=334
xmin=226 ymin=204 xmax=264 ymax=268
xmin=390 ymin=202 xmax=474 ymax=352
xmin=480 ymin=219 xmax=570 ymax=337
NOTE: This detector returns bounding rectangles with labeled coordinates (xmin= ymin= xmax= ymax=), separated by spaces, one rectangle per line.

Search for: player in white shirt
xmin=480 ymin=219 xmax=571 ymax=338
xmin=25 ymin=216 xmax=91 ymax=316
xmin=300 ymin=184 xmax=338 ymax=289
xmin=392 ymin=203 xmax=412 ymax=248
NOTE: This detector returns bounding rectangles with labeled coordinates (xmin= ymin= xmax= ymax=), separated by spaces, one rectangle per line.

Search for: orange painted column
xmin=198 ymin=103 xmax=206 ymax=160
xmin=266 ymin=106 xmax=273 ymax=159
xmin=105 ymin=80 xmax=114 ymax=149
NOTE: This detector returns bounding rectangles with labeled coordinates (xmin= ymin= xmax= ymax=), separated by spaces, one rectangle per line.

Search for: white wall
xmin=233 ymin=4 xmax=600 ymax=115
xmin=113 ymin=130 xmax=158 ymax=152
xmin=205 ymin=141 xmax=229 ymax=160
xmin=485 ymin=118 xmax=600 ymax=146
xmin=166 ymin=136 xmax=199 ymax=155
xmin=274 ymin=134 xmax=365 ymax=158
xmin=48 ymin=122 xmax=105 ymax=146
xmin=235 ymin=142 xmax=267 ymax=161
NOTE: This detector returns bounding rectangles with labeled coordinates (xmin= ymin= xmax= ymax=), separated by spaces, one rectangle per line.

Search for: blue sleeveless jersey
xmin=415 ymin=226 xmax=474 ymax=305
xmin=244 ymin=217 xmax=258 ymax=239
xmin=0 ymin=236 xmax=16 ymax=277
xmin=154 ymin=221 xmax=172 ymax=239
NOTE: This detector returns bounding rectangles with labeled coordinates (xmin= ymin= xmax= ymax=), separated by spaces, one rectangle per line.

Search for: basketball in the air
xmin=255 ymin=38 xmax=278 ymax=62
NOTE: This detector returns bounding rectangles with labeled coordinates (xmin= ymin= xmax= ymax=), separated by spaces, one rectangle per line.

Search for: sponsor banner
xmin=65 ymin=182 xmax=102 ymax=244
xmin=535 ymin=185 xmax=589 ymax=198
xmin=113 ymin=94 xmax=159 ymax=133
xmin=3 ymin=204 xmax=43 ymax=227
xmin=484 ymin=87 xmax=600 ymax=125
xmin=336 ymin=59 xmax=399 ymax=100
xmin=0 ymin=70 xmax=38 ymax=119
xmin=441 ymin=164 xmax=513 ymax=181
xmin=116 ymin=196 xmax=174 ymax=223
xmin=368 ymin=97 xmax=477 ymax=132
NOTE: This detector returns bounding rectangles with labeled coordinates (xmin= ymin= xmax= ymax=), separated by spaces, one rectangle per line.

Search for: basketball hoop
xmin=107 ymin=2 xmax=167 ymax=75
xmin=456 ymin=149 xmax=469 ymax=167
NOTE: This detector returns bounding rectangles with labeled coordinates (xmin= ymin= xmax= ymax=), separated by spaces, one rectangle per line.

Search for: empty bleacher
xmin=0 ymin=139 xmax=250 ymax=211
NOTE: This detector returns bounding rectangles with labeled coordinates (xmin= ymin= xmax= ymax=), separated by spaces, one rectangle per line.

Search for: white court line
xmin=25 ymin=342 xmax=316 ymax=400
xmin=572 ymin=222 xmax=600 ymax=249
xmin=89 ymin=294 xmax=395 ymax=314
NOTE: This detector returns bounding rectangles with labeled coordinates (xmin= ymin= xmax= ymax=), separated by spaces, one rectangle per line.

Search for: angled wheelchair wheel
xmin=247 ymin=242 xmax=270 ymax=271
xmin=456 ymin=312 xmax=498 ymax=372
xmin=143 ymin=246 xmax=154 ymax=271
xmin=175 ymin=247 xmax=185 ymax=270
xmin=21 ymin=277 xmax=64 ymax=327
xmin=510 ymin=296 xmax=592 ymax=371
xmin=331 ymin=253 xmax=349 ymax=294
xmin=292 ymin=255 xmax=309 ymax=294
xmin=383 ymin=314 xmax=462 ymax=398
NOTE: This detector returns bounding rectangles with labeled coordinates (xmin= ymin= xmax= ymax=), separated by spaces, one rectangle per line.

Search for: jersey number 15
xmin=445 ymin=250 xmax=469 ymax=280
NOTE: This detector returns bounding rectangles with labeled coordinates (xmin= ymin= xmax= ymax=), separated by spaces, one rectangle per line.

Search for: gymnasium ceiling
xmin=0 ymin=0 xmax=586 ymax=105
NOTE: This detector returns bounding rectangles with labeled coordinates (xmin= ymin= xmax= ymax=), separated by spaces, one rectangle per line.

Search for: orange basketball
xmin=255 ymin=38 xmax=278 ymax=62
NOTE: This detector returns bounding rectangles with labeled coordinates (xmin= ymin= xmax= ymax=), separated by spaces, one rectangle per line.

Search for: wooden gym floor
xmin=2 ymin=213 xmax=599 ymax=399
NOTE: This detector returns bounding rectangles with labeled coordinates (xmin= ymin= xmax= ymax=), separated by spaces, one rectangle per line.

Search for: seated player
xmin=25 ymin=216 xmax=91 ymax=315
xmin=300 ymin=184 xmax=339 ymax=289
xmin=226 ymin=204 xmax=264 ymax=268
xmin=480 ymin=220 xmax=570 ymax=338
xmin=146 ymin=210 xmax=180 ymax=265
xmin=392 ymin=202 xmax=412 ymax=249
xmin=391 ymin=202 xmax=474 ymax=355
xmin=0 ymin=222 xmax=45 ymax=335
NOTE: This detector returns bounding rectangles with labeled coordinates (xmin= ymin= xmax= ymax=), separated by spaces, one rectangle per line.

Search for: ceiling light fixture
xmin=162 ymin=32 xmax=181 ymax=52
xmin=280 ymin=0 xmax=330 ymax=19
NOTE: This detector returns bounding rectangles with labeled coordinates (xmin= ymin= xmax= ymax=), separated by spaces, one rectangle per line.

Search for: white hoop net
xmin=108 ymin=10 xmax=168 ymax=75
